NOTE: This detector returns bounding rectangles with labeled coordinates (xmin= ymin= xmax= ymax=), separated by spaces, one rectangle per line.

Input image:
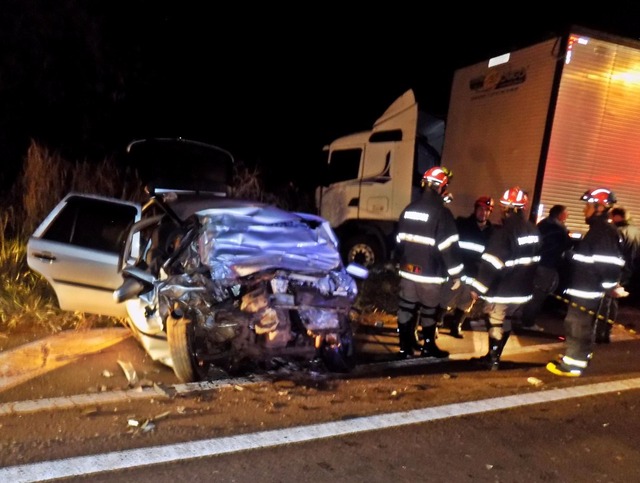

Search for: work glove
xmin=609 ymin=285 xmax=629 ymax=298
xmin=450 ymin=278 xmax=462 ymax=291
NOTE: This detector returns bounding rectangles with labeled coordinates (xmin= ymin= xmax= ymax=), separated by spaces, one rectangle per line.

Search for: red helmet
xmin=475 ymin=196 xmax=494 ymax=211
xmin=499 ymin=186 xmax=528 ymax=208
xmin=580 ymin=188 xmax=616 ymax=207
xmin=422 ymin=166 xmax=451 ymax=188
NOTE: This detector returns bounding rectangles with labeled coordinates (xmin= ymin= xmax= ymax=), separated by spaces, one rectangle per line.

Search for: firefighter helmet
xmin=475 ymin=196 xmax=494 ymax=211
xmin=580 ymin=188 xmax=616 ymax=207
xmin=422 ymin=166 xmax=451 ymax=188
xmin=499 ymin=186 xmax=528 ymax=208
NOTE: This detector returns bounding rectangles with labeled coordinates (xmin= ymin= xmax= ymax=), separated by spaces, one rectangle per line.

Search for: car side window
xmin=42 ymin=196 xmax=137 ymax=253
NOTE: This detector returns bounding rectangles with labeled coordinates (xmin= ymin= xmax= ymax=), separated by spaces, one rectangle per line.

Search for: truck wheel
xmin=343 ymin=235 xmax=383 ymax=268
xmin=167 ymin=312 xmax=199 ymax=383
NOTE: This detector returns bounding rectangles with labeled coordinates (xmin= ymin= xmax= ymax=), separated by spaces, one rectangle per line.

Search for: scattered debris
xmin=102 ymin=370 xmax=113 ymax=378
xmin=527 ymin=377 xmax=544 ymax=387
xmin=117 ymin=360 xmax=139 ymax=386
xmin=154 ymin=411 xmax=172 ymax=420
xmin=127 ymin=418 xmax=140 ymax=427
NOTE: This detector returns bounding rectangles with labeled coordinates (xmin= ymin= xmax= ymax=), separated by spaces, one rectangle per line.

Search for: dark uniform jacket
xmin=471 ymin=212 xmax=541 ymax=304
xmin=566 ymin=213 xmax=624 ymax=300
xmin=456 ymin=214 xmax=493 ymax=282
xmin=537 ymin=216 xmax=573 ymax=269
xmin=614 ymin=220 xmax=640 ymax=287
xmin=396 ymin=188 xmax=463 ymax=284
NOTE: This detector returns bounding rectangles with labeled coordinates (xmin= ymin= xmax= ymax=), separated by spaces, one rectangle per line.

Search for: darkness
xmin=2 ymin=2 xmax=640 ymax=195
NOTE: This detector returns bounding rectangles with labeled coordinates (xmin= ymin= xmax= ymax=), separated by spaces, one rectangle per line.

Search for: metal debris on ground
xmin=140 ymin=420 xmax=156 ymax=432
xmin=117 ymin=359 xmax=139 ymax=386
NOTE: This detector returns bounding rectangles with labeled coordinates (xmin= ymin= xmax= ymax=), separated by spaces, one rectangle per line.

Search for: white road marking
xmin=2 ymin=377 xmax=640 ymax=482
xmin=0 ymin=337 xmax=564 ymax=417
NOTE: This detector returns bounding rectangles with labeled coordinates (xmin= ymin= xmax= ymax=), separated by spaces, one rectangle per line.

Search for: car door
xmin=27 ymin=193 xmax=141 ymax=317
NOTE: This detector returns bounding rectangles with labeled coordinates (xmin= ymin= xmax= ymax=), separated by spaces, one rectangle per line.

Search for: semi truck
xmin=316 ymin=25 xmax=640 ymax=267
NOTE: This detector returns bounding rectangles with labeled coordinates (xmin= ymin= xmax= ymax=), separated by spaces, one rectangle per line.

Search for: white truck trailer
xmin=317 ymin=26 xmax=640 ymax=266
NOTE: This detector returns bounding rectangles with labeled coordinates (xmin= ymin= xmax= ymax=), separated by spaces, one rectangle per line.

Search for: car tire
xmin=167 ymin=312 xmax=197 ymax=383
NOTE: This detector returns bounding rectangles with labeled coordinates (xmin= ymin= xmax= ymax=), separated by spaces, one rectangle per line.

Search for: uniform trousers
xmin=398 ymin=278 xmax=441 ymax=328
xmin=563 ymin=297 xmax=601 ymax=361
xmin=481 ymin=302 xmax=520 ymax=340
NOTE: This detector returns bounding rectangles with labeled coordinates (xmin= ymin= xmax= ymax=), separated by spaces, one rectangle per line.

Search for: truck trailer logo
xmin=469 ymin=67 xmax=527 ymax=93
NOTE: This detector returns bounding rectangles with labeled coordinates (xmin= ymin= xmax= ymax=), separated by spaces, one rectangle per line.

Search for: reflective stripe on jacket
xmin=396 ymin=189 xmax=463 ymax=285
xmin=565 ymin=213 xmax=624 ymax=300
xmin=456 ymin=214 xmax=493 ymax=279
xmin=471 ymin=212 xmax=541 ymax=304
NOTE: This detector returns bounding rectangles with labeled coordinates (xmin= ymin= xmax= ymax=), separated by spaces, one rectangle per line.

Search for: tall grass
xmin=0 ymin=141 xmax=147 ymax=334
xmin=0 ymin=140 xmax=314 ymax=336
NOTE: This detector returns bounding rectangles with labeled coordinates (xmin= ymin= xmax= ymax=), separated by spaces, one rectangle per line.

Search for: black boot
xmin=411 ymin=319 xmax=423 ymax=351
xmin=397 ymin=323 xmax=417 ymax=359
xmin=435 ymin=306 xmax=447 ymax=328
xmin=449 ymin=307 xmax=467 ymax=339
xmin=420 ymin=324 xmax=449 ymax=358
xmin=594 ymin=318 xmax=611 ymax=344
xmin=472 ymin=332 xmax=510 ymax=371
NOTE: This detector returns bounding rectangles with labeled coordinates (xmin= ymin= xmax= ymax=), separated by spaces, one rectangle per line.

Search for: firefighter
xmin=469 ymin=187 xmax=541 ymax=370
xmin=439 ymin=195 xmax=495 ymax=338
xmin=395 ymin=166 xmax=463 ymax=358
xmin=547 ymin=188 xmax=625 ymax=377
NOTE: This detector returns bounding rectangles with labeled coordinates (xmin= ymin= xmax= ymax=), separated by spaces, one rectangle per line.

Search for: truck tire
xmin=342 ymin=235 xmax=383 ymax=268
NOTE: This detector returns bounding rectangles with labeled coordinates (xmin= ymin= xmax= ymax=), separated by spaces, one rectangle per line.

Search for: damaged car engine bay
xmin=115 ymin=192 xmax=364 ymax=383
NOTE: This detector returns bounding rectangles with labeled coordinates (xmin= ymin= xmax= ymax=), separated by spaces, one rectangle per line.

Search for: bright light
xmin=536 ymin=203 xmax=544 ymax=224
xmin=566 ymin=35 xmax=589 ymax=65
xmin=611 ymin=69 xmax=640 ymax=85
xmin=488 ymin=53 xmax=510 ymax=68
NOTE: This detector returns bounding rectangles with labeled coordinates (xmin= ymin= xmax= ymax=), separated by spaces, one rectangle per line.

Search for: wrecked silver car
xmin=27 ymin=139 xmax=366 ymax=382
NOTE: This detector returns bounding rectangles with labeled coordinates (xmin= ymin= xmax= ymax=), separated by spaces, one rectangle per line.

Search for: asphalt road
xmin=1 ymin=305 xmax=639 ymax=482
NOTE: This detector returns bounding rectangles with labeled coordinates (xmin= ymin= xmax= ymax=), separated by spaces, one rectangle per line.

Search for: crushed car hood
xmin=193 ymin=202 xmax=344 ymax=279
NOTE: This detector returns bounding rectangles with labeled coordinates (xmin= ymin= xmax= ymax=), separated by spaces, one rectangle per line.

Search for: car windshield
xmin=126 ymin=138 xmax=234 ymax=196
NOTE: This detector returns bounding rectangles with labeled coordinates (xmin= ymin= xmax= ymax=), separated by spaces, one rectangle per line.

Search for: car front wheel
xmin=167 ymin=311 xmax=198 ymax=383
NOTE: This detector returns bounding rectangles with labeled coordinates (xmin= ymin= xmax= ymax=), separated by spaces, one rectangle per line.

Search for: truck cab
xmin=316 ymin=89 xmax=444 ymax=267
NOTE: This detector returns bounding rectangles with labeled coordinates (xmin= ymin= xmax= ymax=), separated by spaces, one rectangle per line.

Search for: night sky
xmin=2 ymin=2 xmax=640 ymax=194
